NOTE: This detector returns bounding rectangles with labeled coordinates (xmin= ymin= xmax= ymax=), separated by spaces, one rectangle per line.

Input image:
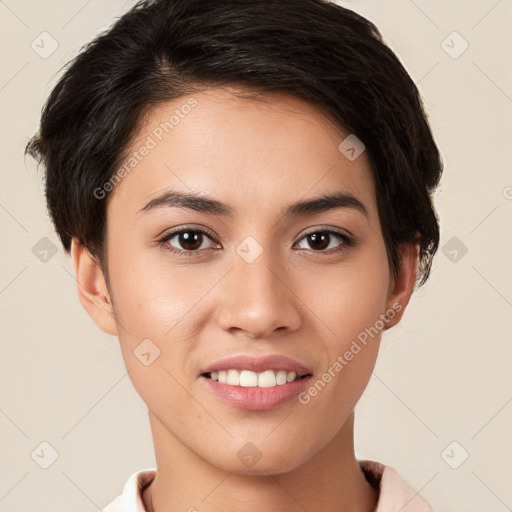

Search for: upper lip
xmin=200 ymin=354 xmax=313 ymax=376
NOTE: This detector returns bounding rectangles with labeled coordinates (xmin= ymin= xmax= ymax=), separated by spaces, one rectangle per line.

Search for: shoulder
xmin=102 ymin=468 xmax=157 ymax=512
xmin=358 ymin=459 xmax=434 ymax=512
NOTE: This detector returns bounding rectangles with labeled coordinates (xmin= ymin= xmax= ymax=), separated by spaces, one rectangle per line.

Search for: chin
xmin=208 ymin=446 xmax=309 ymax=476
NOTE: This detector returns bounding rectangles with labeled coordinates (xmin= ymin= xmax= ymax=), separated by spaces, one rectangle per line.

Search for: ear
xmin=383 ymin=243 xmax=419 ymax=330
xmin=70 ymin=238 xmax=118 ymax=336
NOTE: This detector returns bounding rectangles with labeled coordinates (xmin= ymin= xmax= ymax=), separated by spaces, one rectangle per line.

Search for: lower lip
xmin=200 ymin=375 xmax=313 ymax=411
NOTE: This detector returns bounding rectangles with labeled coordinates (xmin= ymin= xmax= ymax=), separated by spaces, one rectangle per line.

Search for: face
xmin=75 ymin=86 xmax=416 ymax=474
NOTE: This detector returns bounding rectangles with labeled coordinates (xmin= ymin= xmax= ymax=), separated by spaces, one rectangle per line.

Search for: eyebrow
xmin=138 ymin=189 xmax=368 ymax=218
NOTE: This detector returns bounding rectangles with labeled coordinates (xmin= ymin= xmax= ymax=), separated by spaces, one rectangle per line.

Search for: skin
xmin=71 ymin=86 xmax=418 ymax=512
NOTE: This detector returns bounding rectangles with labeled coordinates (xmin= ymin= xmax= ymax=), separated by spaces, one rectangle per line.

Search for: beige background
xmin=1 ymin=1 xmax=511 ymax=510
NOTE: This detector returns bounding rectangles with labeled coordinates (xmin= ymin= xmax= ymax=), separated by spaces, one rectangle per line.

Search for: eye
xmin=294 ymin=229 xmax=354 ymax=254
xmin=159 ymin=227 xmax=219 ymax=257
xmin=158 ymin=226 xmax=355 ymax=259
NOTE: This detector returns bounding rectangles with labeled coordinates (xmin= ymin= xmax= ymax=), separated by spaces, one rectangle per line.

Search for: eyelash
xmin=157 ymin=226 xmax=355 ymax=259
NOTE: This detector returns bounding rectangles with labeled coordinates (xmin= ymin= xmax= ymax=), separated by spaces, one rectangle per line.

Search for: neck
xmin=142 ymin=410 xmax=379 ymax=512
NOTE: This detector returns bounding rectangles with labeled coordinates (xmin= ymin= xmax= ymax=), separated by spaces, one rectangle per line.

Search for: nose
xmin=216 ymin=245 xmax=302 ymax=340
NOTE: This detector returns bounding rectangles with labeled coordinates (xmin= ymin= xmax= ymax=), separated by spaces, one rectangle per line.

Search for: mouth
xmin=200 ymin=368 xmax=314 ymax=411
xmin=199 ymin=354 xmax=314 ymax=410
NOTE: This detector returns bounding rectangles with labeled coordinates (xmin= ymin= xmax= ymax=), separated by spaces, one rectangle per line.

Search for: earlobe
xmin=383 ymin=243 xmax=419 ymax=330
xmin=70 ymin=238 xmax=118 ymax=336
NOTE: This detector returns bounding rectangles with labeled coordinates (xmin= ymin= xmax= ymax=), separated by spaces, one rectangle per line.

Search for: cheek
xmin=297 ymin=278 xmax=387 ymax=441
xmin=109 ymin=245 xmax=196 ymax=333
xmin=296 ymin=240 xmax=389 ymax=405
xmin=107 ymin=246 xmax=220 ymax=383
xmin=108 ymin=256 xmax=204 ymax=413
xmin=302 ymin=240 xmax=390 ymax=345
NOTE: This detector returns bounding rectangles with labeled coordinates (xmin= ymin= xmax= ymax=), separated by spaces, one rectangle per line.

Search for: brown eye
xmin=176 ymin=230 xmax=204 ymax=251
xmin=160 ymin=228 xmax=218 ymax=256
xmin=306 ymin=232 xmax=330 ymax=250
xmin=295 ymin=229 xmax=354 ymax=253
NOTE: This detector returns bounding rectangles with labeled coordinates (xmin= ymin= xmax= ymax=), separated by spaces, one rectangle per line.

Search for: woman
xmin=26 ymin=0 xmax=442 ymax=510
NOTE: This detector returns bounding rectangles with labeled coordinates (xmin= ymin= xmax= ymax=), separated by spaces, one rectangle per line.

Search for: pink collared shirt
xmin=102 ymin=460 xmax=434 ymax=511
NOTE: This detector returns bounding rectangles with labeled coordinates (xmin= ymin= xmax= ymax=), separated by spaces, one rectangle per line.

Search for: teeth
xmin=209 ymin=369 xmax=303 ymax=387
xmin=258 ymin=370 xmax=276 ymax=388
xmin=227 ymin=369 xmax=239 ymax=385
xmin=240 ymin=370 xmax=257 ymax=387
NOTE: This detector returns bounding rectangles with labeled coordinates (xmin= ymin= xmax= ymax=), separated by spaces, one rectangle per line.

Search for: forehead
xmin=106 ymin=87 xmax=377 ymax=221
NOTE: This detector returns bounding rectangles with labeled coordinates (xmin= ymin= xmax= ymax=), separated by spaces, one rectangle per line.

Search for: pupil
xmin=309 ymin=232 xmax=329 ymax=250
xmin=180 ymin=231 xmax=202 ymax=250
